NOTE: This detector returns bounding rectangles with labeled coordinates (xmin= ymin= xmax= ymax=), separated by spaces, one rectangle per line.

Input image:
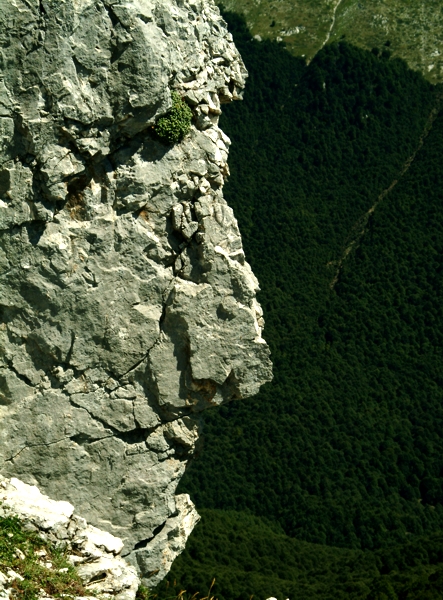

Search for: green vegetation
xmin=181 ymin=11 xmax=443 ymax=550
xmin=155 ymin=580 xmax=218 ymax=600
xmin=155 ymin=91 xmax=193 ymax=144
xmin=331 ymin=0 xmax=443 ymax=84
xmin=218 ymin=0 xmax=443 ymax=84
xmin=219 ymin=0 xmax=334 ymax=61
xmin=162 ymin=10 xmax=443 ymax=599
xmin=0 ymin=510 xmax=87 ymax=600
xmin=159 ymin=510 xmax=443 ymax=600
xmin=136 ymin=585 xmax=153 ymax=600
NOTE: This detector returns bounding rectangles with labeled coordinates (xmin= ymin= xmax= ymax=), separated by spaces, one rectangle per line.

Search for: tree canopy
xmin=167 ymin=11 xmax=443 ymax=599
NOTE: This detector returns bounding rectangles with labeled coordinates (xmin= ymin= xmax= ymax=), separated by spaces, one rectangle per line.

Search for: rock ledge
xmin=0 ymin=475 xmax=140 ymax=600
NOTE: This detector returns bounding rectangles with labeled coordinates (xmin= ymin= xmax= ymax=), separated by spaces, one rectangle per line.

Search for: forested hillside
xmin=162 ymin=11 xmax=443 ymax=600
xmin=157 ymin=509 xmax=443 ymax=600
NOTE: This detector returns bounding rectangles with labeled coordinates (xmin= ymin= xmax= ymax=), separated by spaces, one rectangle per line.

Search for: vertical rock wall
xmin=0 ymin=0 xmax=272 ymax=586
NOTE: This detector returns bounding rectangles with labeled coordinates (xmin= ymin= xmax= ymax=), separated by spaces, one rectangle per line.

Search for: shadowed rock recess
xmin=0 ymin=0 xmax=272 ymax=587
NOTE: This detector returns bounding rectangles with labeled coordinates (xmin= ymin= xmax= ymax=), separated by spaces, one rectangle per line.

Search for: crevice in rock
xmin=63 ymin=173 xmax=94 ymax=221
xmin=4 ymin=359 xmax=35 ymax=388
xmin=72 ymin=56 xmax=92 ymax=78
xmin=137 ymin=13 xmax=153 ymax=25
xmin=116 ymin=429 xmax=152 ymax=445
xmin=104 ymin=5 xmax=132 ymax=66
xmin=68 ymin=396 xmax=159 ymax=445
xmin=104 ymin=4 xmax=120 ymax=29
xmin=110 ymin=43 xmax=130 ymax=66
xmin=155 ymin=20 xmax=169 ymax=38
xmin=65 ymin=332 xmax=76 ymax=365
xmin=68 ymin=393 xmax=199 ymax=454
xmin=132 ymin=521 xmax=166 ymax=552
xmin=117 ymin=351 xmax=152 ymax=380
xmin=69 ymin=432 xmax=113 ymax=446
xmin=0 ymin=304 xmax=20 ymax=326
xmin=66 ymin=166 xmax=92 ymax=194
xmin=25 ymin=221 xmax=47 ymax=246
xmin=0 ymin=169 xmax=11 ymax=197
xmin=68 ymin=397 xmax=122 ymax=436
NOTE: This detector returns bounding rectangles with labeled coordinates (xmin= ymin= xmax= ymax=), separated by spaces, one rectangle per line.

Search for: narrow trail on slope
xmin=329 ymin=91 xmax=443 ymax=290
xmin=320 ymin=0 xmax=344 ymax=50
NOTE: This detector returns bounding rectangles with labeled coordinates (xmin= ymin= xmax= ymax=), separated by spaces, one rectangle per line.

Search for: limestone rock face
xmin=0 ymin=0 xmax=272 ymax=586
xmin=0 ymin=474 xmax=140 ymax=600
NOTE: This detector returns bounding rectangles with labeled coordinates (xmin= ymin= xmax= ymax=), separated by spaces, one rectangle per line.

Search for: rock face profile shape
xmin=0 ymin=0 xmax=272 ymax=586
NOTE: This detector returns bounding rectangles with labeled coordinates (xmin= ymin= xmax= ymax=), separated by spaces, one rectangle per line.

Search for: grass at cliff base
xmin=0 ymin=511 xmax=87 ymax=600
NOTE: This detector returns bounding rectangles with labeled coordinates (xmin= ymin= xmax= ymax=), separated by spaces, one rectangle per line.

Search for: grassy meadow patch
xmin=218 ymin=0 xmax=443 ymax=83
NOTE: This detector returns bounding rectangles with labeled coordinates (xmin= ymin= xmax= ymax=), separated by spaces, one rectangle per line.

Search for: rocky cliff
xmin=0 ymin=0 xmax=272 ymax=587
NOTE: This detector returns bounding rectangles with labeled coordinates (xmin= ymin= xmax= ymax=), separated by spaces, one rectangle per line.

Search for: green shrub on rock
xmin=155 ymin=91 xmax=193 ymax=144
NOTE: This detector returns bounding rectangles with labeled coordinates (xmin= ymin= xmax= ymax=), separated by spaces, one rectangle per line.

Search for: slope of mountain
xmin=159 ymin=509 xmax=443 ymax=600
xmin=180 ymin=10 xmax=443 ymax=550
xmin=218 ymin=0 xmax=443 ymax=83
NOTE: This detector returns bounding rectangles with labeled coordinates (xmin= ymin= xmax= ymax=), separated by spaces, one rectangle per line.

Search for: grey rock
xmin=0 ymin=0 xmax=271 ymax=587
xmin=127 ymin=494 xmax=199 ymax=587
xmin=0 ymin=475 xmax=140 ymax=600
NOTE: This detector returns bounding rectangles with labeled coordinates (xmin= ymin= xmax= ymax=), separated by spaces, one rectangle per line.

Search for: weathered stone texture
xmin=0 ymin=0 xmax=272 ymax=586
xmin=0 ymin=475 xmax=140 ymax=599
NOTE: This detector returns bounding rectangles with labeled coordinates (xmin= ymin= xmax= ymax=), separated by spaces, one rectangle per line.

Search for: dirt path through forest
xmin=329 ymin=91 xmax=443 ymax=290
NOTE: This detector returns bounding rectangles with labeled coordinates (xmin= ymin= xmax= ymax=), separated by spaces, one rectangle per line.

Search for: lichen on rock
xmin=0 ymin=0 xmax=272 ymax=587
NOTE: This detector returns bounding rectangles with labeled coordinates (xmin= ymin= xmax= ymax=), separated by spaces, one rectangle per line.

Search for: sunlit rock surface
xmin=0 ymin=0 xmax=272 ymax=586
xmin=0 ymin=475 xmax=140 ymax=599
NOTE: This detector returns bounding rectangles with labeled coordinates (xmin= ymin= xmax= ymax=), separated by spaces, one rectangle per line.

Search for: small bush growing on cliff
xmin=154 ymin=91 xmax=193 ymax=144
xmin=0 ymin=510 xmax=87 ymax=600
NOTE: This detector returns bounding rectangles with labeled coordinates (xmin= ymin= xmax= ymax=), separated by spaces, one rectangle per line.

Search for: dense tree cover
xmin=158 ymin=509 xmax=443 ymax=600
xmin=178 ymin=11 xmax=443 ymax=552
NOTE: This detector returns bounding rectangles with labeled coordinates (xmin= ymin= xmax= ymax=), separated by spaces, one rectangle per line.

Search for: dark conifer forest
xmin=157 ymin=11 xmax=443 ymax=600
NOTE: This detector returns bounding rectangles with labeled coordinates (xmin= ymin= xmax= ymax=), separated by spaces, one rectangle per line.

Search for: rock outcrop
xmin=0 ymin=475 xmax=140 ymax=600
xmin=0 ymin=0 xmax=272 ymax=586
